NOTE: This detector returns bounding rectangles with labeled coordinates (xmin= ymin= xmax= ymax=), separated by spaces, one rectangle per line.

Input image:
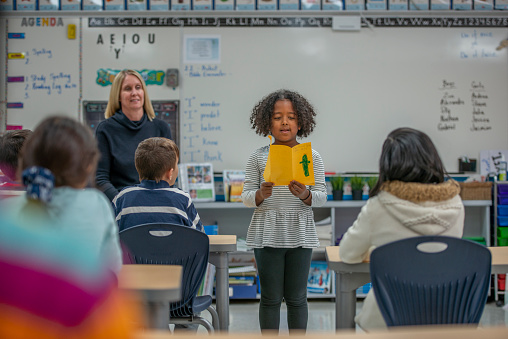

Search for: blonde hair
xmin=104 ymin=70 xmax=155 ymax=120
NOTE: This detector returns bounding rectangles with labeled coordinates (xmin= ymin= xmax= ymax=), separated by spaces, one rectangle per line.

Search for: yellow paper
xmin=263 ymin=137 xmax=315 ymax=186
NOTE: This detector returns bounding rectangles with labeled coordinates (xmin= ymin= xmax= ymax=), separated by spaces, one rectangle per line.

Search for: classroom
xmin=1 ymin=3 xmax=508 ymax=338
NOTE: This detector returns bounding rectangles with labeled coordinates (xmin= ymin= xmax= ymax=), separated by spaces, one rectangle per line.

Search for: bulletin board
xmin=83 ymin=100 xmax=180 ymax=147
xmin=3 ymin=14 xmax=508 ymax=173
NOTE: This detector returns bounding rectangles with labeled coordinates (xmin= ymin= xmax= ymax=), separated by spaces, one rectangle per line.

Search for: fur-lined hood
xmin=380 ymin=179 xmax=460 ymax=203
xmin=377 ymin=180 xmax=463 ymax=235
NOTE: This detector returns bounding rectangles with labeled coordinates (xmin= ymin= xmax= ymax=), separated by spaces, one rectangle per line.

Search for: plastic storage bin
xmin=498 ymin=195 xmax=508 ymax=205
xmin=463 ymin=236 xmax=486 ymax=245
xmin=499 ymin=274 xmax=506 ymax=291
xmin=498 ymin=217 xmax=508 ymax=226
xmin=498 ymin=184 xmax=508 ymax=194
xmin=230 ymin=284 xmax=257 ymax=299
xmin=498 ymin=227 xmax=508 ymax=238
xmin=498 ymin=237 xmax=508 ymax=246
xmin=498 ymin=205 xmax=508 ymax=216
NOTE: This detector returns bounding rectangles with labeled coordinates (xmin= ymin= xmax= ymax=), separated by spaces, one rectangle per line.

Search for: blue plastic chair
xmin=370 ymin=236 xmax=491 ymax=327
xmin=119 ymin=223 xmax=218 ymax=333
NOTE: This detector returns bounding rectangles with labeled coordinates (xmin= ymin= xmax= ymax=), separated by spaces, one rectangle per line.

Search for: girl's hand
xmin=289 ymin=180 xmax=309 ymax=200
xmin=258 ymin=182 xmax=274 ymax=200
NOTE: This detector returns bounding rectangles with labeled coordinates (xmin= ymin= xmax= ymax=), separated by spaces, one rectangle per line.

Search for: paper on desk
xmin=263 ymin=136 xmax=315 ymax=186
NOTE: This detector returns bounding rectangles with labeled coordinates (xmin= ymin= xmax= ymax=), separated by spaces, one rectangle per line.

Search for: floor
xmin=197 ymin=297 xmax=508 ymax=334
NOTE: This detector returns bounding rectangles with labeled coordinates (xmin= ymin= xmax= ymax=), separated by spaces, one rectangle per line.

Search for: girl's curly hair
xmin=249 ymin=89 xmax=316 ymax=138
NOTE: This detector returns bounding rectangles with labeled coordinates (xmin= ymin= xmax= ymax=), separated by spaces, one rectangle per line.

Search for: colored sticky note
xmin=263 ymin=136 xmax=315 ymax=186
xmin=7 ymin=103 xmax=23 ymax=108
xmin=8 ymin=53 xmax=25 ymax=59
xmin=8 ymin=33 xmax=25 ymax=39
xmin=7 ymin=76 xmax=24 ymax=83
xmin=67 ymin=24 xmax=76 ymax=39
xmin=6 ymin=125 xmax=23 ymax=130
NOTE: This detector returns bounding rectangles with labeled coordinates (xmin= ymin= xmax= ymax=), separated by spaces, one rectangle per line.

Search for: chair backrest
xmin=119 ymin=223 xmax=209 ymax=316
xmin=370 ymin=235 xmax=491 ymax=327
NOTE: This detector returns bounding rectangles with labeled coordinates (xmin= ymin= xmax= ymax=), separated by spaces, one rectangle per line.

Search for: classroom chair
xmin=119 ymin=223 xmax=218 ymax=333
xmin=370 ymin=235 xmax=491 ymax=327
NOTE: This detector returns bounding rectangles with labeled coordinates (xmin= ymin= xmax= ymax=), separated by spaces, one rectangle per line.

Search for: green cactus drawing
xmin=300 ymin=154 xmax=311 ymax=177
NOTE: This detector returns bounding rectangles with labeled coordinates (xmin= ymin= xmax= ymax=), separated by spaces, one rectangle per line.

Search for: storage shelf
xmin=196 ymin=199 xmax=491 ymax=209
xmin=197 ymin=195 xmax=492 ymax=302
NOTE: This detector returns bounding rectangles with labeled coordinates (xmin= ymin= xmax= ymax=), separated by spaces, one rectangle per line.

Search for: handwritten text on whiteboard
xmin=183 ymin=95 xmax=223 ymax=163
xmin=24 ymin=72 xmax=76 ymax=98
xmin=460 ymin=30 xmax=499 ymax=59
xmin=437 ymin=79 xmax=492 ymax=132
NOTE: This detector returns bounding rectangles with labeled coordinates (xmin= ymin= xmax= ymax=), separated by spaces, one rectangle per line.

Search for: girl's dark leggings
xmin=254 ymin=247 xmax=313 ymax=333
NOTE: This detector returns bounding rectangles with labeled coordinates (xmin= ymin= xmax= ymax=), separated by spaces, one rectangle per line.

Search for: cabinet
xmin=195 ymin=199 xmax=492 ymax=299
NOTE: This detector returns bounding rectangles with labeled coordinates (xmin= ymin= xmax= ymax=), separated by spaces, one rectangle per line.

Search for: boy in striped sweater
xmin=113 ymin=137 xmax=203 ymax=233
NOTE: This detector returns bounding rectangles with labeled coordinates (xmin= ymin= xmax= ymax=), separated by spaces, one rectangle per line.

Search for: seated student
xmin=339 ymin=127 xmax=464 ymax=332
xmin=0 ymin=129 xmax=32 ymax=188
xmin=113 ymin=137 xmax=203 ymax=232
xmin=113 ymin=137 xmax=203 ymax=333
xmin=0 ymin=214 xmax=140 ymax=339
xmin=0 ymin=116 xmax=122 ymax=276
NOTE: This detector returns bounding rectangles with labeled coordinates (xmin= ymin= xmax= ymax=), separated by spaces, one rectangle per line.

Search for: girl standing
xmin=339 ymin=127 xmax=464 ymax=331
xmin=241 ymin=89 xmax=327 ymax=333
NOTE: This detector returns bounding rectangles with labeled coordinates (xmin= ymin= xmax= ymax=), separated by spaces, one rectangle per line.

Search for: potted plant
xmin=350 ymin=176 xmax=364 ymax=200
xmin=366 ymin=176 xmax=378 ymax=196
xmin=330 ymin=175 xmax=344 ymax=201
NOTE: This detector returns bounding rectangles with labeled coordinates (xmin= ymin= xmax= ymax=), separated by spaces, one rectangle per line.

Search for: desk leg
xmin=335 ymin=271 xmax=371 ymax=331
xmin=335 ymin=272 xmax=356 ymax=330
xmin=209 ymin=252 xmax=229 ymax=331
xmin=147 ymin=301 xmax=170 ymax=330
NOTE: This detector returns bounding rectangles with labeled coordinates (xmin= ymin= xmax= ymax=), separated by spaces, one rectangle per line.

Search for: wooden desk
xmin=119 ymin=236 xmax=236 ymax=332
xmin=490 ymin=246 xmax=508 ymax=274
xmin=119 ymin=264 xmax=182 ymax=330
xmin=208 ymin=234 xmax=237 ymax=332
xmin=326 ymin=246 xmax=508 ymax=331
xmin=135 ymin=325 xmax=508 ymax=339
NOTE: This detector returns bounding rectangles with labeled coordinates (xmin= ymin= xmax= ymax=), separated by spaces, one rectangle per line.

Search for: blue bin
xmin=499 ymin=205 xmax=508 ymax=216
xmin=498 ymin=216 xmax=508 ymax=226
xmin=499 ymin=195 xmax=508 ymax=205
xmin=498 ymin=184 xmax=508 ymax=194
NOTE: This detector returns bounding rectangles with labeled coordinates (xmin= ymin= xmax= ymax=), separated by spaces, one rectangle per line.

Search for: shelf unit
xmin=493 ymin=180 xmax=507 ymax=305
xmin=195 ymin=199 xmax=492 ymax=299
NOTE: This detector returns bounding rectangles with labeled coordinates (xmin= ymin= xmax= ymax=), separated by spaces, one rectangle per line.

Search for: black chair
xmin=370 ymin=235 xmax=491 ymax=327
xmin=119 ymin=223 xmax=218 ymax=333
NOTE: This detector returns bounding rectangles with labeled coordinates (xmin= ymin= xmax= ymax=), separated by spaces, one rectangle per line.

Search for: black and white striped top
xmin=241 ymin=145 xmax=327 ymax=249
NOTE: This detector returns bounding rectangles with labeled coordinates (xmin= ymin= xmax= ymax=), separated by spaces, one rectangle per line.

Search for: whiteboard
xmin=6 ymin=17 xmax=80 ymax=129
xmin=81 ymin=24 xmax=180 ymax=102
xmin=178 ymin=26 xmax=508 ymax=173
xmin=4 ymin=15 xmax=508 ymax=173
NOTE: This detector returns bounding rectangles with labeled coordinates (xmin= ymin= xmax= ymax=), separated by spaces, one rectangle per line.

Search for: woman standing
xmin=95 ymin=69 xmax=172 ymax=201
